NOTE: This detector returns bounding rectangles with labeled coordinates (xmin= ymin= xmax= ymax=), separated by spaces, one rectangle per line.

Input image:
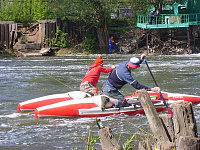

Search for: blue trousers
xmin=102 ymin=81 xmax=124 ymax=107
xmin=109 ymin=43 xmax=117 ymax=54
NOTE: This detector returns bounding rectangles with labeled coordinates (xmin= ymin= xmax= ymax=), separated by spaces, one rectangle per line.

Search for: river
xmin=0 ymin=54 xmax=200 ymax=149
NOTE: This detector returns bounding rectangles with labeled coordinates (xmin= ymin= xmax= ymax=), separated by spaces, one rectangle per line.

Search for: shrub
xmin=46 ymin=27 xmax=69 ymax=48
xmin=83 ymin=36 xmax=96 ymax=53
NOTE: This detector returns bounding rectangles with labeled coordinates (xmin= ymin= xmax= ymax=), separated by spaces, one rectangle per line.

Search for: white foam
xmin=1 ymin=123 xmax=8 ymax=127
xmin=0 ymin=113 xmax=21 ymax=118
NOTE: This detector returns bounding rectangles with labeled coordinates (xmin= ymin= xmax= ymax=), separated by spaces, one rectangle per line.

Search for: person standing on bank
xmin=102 ymin=54 xmax=160 ymax=108
xmin=109 ymin=36 xmax=117 ymax=54
xmin=154 ymin=10 xmax=160 ymax=24
xmin=80 ymin=56 xmax=116 ymax=96
xmin=149 ymin=10 xmax=154 ymax=24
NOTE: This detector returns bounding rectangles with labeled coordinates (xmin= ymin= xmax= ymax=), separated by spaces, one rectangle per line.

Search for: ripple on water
xmin=1 ymin=55 xmax=200 ymax=149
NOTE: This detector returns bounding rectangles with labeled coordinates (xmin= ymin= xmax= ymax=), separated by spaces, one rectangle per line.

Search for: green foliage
xmin=123 ymin=135 xmax=136 ymax=150
xmin=21 ymin=35 xmax=28 ymax=44
xmin=108 ymin=18 xmax=136 ymax=33
xmin=85 ymin=135 xmax=99 ymax=150
xmin=46 ymin=27 xmax=69 ymax=48
xmin=49 ymin=0 xmax=128 ymax=26
xmin=130 ymin=0 xmax=152 ymax=15
xmin=83 ymin=37 xmax=96 ymax=53
xmin=0 ymin=0 xmax=53 ymax=23
xmin=0 ymin=49 xmax=16 ymax=57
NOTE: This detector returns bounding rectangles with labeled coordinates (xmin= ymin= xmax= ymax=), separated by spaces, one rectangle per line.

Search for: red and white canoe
xmin=34 ymin=91 xmax=200 ymax=119
xmin=18 ymin=91 xmax=200 ymax=119
xmin=18 ymin=91 xmax=90 ymax=112
xmin=35 ymin=95 xmax=166 ymax=119
xmin=17 ymin=91 xmax=160 ymax=112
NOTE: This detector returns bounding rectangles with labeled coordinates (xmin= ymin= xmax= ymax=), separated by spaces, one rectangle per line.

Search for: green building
xmin=136 ymin=0 xmax=200 ymax=53
xmin=137 ymin=0 xmax=200 ymax=29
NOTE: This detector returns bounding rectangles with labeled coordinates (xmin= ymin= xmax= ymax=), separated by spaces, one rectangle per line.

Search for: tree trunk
xmin=96 ymin=13 xmax=109 ymax=51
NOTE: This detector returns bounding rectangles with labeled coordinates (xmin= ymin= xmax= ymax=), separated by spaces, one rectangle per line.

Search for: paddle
xmin=144 ymin=59 xmax=173 ymax=116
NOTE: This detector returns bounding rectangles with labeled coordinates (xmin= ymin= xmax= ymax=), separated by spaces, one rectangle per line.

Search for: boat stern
xmin=17 ymin=104 xmax=21 ymax=112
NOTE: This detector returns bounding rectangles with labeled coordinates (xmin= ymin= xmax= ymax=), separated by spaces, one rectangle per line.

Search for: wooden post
xmin=136 ymin=28 xmax=139 ymax=51
xmin=146 ymin=32 xmax=148 ymax=51
xmin=49 ymin=23 xmax=53 ymax=39
xmin=193 ymin=26 xmax=196 ymax=53
xmin=170 ymin=29 xmax=173 ymax=44
xmin=0 ymin=24 xmax=1 ymax=42
xmin=10 ymin=25 xmax=15 ymax=49
xmin=136 ymin=90 xmax=200 ymax=149
xmin=159 ymin=114 xmax=175 ymax=142
xmin=5 ymin=24 xmax=9 ymax=49
xmin=159 ymin=29 xmax=161 ymax=41
xmin=38 ymin=21 xmax=46 ymax=47
xmin=98 ymin=127 xmax=122 ymax=150
xmin=138 ymin=139 xmax=153 ymax=150
xmin=154 ymin=141 xmax=176 ymax=150
xmin=194 ymin=32 xmax=196 ymax=52
xmin=172 ymin=101 xmax=198 ymax=147
xmin=137 ymin=89 xmax=170 ymax=142
xmin=177 ymin=136 xmax=200 ymax=150
xmin=187 ymin=27 xmax=190 ymax=50
xmin=1 ymin=24 xmax=5 ymax=46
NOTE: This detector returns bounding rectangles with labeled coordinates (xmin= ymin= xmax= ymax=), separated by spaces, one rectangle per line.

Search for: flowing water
xmin=1 ymin=54 xmax=200 ymax=149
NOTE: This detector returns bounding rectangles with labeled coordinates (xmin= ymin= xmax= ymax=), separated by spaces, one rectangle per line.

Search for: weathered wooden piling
xmin=98 ymin=89 xmax=200 ymax=150
xmin=137 ymin=89 xmax=200 ymax=150
xmin=177 ymin=136 xmax=200 ymax=150
xmin=159 ymin=114 xmax=175 ymax=142
xmin=98 ymin=127 xmax=122 ymax=150
xmin=137 ymin=89 xmax=171 ymax=142
xmin=172 ymin=101 xmax=198 ymax=147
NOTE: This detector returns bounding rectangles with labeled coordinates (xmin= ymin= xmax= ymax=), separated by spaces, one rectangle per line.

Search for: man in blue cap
xmin=101 ymin=54 xmax=160 ymax=108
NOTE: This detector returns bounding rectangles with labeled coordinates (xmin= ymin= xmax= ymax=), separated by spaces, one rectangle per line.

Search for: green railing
xmin=137 ymin=13 xmax=200 ymax=29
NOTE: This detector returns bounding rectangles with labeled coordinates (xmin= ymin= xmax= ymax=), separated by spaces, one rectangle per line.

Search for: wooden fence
xmin=38 ymin=20 xmax=57 ymax=47
xmin=0 ymin=19 xmax=88 ymax=50
xmin=0 ymin=20 xmax=57 ymax=50
xmin=0 ymin=21 xmax=16 ymax=49
xmin=57 ymin=18 xmax=87 ymax=45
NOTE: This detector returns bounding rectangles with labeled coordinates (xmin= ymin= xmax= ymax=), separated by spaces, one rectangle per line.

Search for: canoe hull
xmin=18 ymin=91 xmax=89 ymax=112
xmin=35 ymin=96 xmax=167 ymax=119
xmin=18 ymin=90 xmax=200 ymax=119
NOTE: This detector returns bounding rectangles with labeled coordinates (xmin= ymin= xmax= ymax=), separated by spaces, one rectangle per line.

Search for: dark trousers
xmin=102 ymin=81 xmax=124 ymax=107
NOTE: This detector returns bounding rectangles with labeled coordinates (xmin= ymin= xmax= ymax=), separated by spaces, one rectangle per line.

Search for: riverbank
xmin=1 ymin=27 xmax=199 ymax=57
xmin=0 ymin=49 xmax=16 ymax=57
xmin=1 ymin=43 xmax=199 ymax=58
xmin=0 ymin=48 xmax=198 ymax=58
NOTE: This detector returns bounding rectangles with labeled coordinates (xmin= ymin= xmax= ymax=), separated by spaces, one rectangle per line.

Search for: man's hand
xmin=151 ymin=87 xmax=161 ymax=93
xmin=141 ymin=54 xmax=146 ymax=60
xmin=111 ymin=65 xmax=116 ymax=70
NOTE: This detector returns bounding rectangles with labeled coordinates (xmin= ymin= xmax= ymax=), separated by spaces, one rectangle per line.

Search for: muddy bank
xmin=2 ymin=28 xmax=200 ymax=57
xmin=115 ymin=29 xmax=200 ymax=55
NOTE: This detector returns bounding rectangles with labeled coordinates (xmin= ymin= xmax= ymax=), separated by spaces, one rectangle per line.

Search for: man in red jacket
xmin=80 ymin=56 xmax=116 ymax=96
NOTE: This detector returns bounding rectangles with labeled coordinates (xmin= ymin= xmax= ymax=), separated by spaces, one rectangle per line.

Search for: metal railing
xmin=137 ymin=13 xmax=200 ymax=26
